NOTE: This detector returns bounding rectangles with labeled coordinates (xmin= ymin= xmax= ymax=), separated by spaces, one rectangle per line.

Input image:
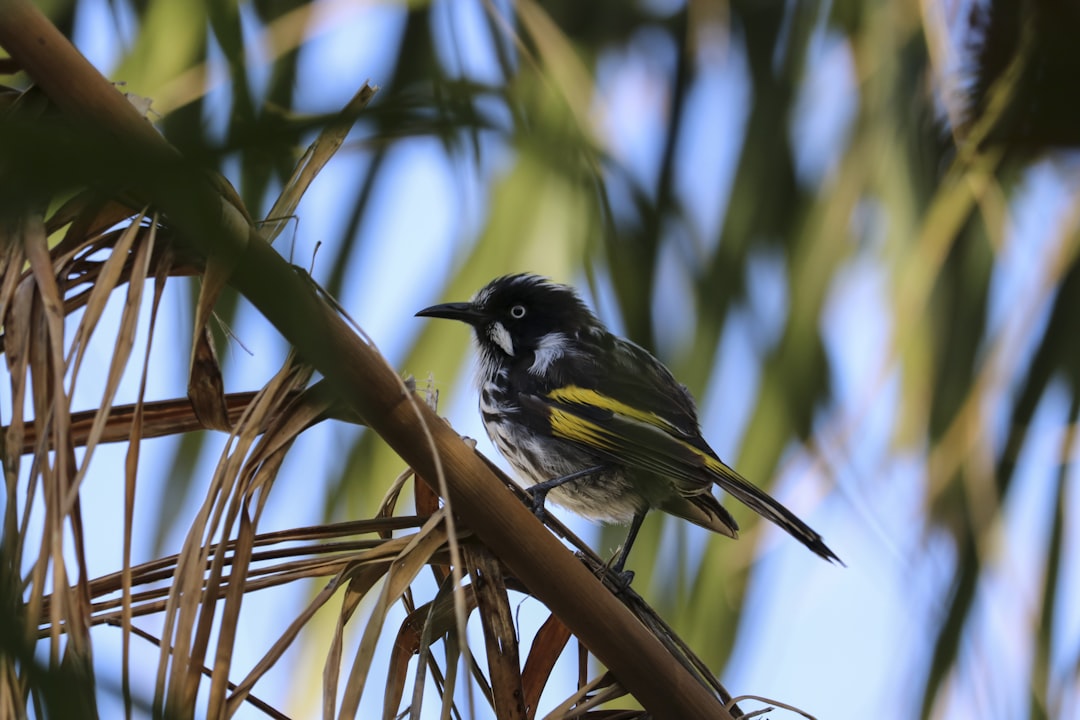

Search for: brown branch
xmin=3 ymin=382 xmax=362 ymax=455
xmin=7 ymin=392 xmax=261 ymax=454
xmin=0 ymin=3 xmax=732 ymax=717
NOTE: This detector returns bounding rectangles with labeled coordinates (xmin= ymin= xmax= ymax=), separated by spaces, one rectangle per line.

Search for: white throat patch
xmin=488 ymin=322 xmax=514 ymax=356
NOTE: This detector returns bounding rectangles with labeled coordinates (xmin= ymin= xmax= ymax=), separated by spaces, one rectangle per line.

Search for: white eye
xmin=510 ymin=304 xmax=526 ymax=319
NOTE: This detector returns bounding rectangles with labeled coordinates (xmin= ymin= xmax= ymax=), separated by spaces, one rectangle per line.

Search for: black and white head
xmin=416 ymin=274 xmax=601 ymax=376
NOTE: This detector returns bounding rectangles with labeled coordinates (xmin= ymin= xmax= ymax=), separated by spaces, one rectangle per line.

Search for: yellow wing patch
xmin=545 ymin=385 xmax=751 ymax=490
xmin=546 ymin=385 xmax=678 ymax=433
xmin=546 ymin=407 xmax=617 ymax=450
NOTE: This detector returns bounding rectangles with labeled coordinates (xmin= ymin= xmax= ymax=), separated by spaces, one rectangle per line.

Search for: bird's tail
xmin=704 ymin=456 xmax=843 ymax=565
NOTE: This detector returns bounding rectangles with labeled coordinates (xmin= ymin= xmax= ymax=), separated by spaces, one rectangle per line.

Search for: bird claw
xmin=526 ymin=487 xmax=548 ymax=518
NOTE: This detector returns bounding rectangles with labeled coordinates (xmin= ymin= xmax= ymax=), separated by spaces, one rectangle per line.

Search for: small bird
xmin=417 ymin=273 xmax=841 ymax=576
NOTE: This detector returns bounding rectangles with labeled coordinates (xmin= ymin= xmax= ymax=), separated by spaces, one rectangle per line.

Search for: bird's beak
xmin=415 ymin=301 xmax=486 ymax=325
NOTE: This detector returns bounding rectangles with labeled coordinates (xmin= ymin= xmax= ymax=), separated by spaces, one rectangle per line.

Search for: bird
xmin=416 ymin=273 xmax=841 ymax=577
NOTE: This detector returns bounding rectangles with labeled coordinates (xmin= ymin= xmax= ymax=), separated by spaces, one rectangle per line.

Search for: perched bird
xmin=417 ymin=273 xmax=841 ymax=576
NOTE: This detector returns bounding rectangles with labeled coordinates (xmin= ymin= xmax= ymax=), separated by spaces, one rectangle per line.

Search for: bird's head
xmin=416 ymin=273 xmax=598 ymax=359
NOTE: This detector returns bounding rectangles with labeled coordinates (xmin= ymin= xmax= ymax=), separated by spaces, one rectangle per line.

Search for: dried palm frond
xmin=0 ymin=3 xmax=854 ymax=719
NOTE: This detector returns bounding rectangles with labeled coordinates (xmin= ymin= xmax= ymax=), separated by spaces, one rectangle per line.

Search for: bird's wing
xmin=518 ymin=384 xmax=843 ymax=564
xmin=588 ymin=335 xmax=705 ymax=441
xmin=517 ymin=384 xmax=738 ymax=498
xmin=534 ymin=333 xmax=734 ymax=488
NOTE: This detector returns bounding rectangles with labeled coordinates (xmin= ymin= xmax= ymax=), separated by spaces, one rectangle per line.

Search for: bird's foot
xmin=525 ymin=486 xmax=548 ymax=518
xmin=606 ymin=555 xmax=635 ymax=588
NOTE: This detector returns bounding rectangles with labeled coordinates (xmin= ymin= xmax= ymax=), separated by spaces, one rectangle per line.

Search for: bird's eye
xmin=510 ymin=304 xmax=527 ymax=319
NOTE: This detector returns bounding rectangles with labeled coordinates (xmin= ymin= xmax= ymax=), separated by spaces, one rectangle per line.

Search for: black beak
xmin=415 ymin=301 xmax=486 ymax=325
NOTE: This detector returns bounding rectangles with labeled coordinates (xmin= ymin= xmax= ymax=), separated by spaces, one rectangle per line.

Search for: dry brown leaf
xmin=323 ymin=561 xmax=391 ymax=720
xmin=376 ymin=467 xmax=416 ymax=533
xmin=22 ymin=211 xmax=80 ymax=663
xmin=195 ymin=363 xmax=313 ymax=716
xmin=260 ymin=82 xmax=378 ymax=246
xmin=159 ymin=362 xmax=303 ymax=717
xmin=338 ymin=511 xmax=449 ymax=719
xmin=414 ymin=466 xmax=442 ymax=517
xmin=522 ymin=614 xmax=572 ymax=720
xmin=0 ymin=226 xmax=26 ymax=339
xmin=385 ymin=582 xmax=478 ymax=720
xmin=64 ymin=218 xmax=155 ymax=514
xmin=65 ymin=208 xmax=145 ymax=373
xmin=205 ymin=506 xmax=257 ymax=719
xmin=120 ymin=231 xmax=169 ymax=715
xmin=1 ymin=234 xmax=29 ymax=506
xmin=187 ymin=325 xmax=231 ymax=432
xmin=464 ymin=544 xmax=525 ymax=720
xmin=207 ymin=365 xmax=321 ymax=716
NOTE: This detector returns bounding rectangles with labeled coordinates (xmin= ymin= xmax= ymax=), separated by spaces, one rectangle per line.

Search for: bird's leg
xmin=526 ymin=465 xmax=606 ymax=516
xmin=610 ymin=510 xmax=647 ymax=586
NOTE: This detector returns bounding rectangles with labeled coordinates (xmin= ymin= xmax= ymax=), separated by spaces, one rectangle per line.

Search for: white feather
xmin=487 ymin=322 xmax=514 ymax=356
xmin=529 ymin=332 xmax=570 ymax=376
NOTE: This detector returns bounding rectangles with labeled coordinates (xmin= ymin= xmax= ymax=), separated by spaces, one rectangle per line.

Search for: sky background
xmin=8 ymin=0 xmax=1079 ymax=718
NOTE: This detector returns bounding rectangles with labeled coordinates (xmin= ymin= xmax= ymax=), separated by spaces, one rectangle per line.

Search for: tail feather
xmin=705 ymin=456 xmax=843 ymax=565
xmin=659 ymin=493 xmax=739 ymax=538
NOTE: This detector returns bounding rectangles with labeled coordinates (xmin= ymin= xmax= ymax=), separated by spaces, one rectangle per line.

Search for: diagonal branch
xmin=0 ymin=3 xmax=733 ymax=717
